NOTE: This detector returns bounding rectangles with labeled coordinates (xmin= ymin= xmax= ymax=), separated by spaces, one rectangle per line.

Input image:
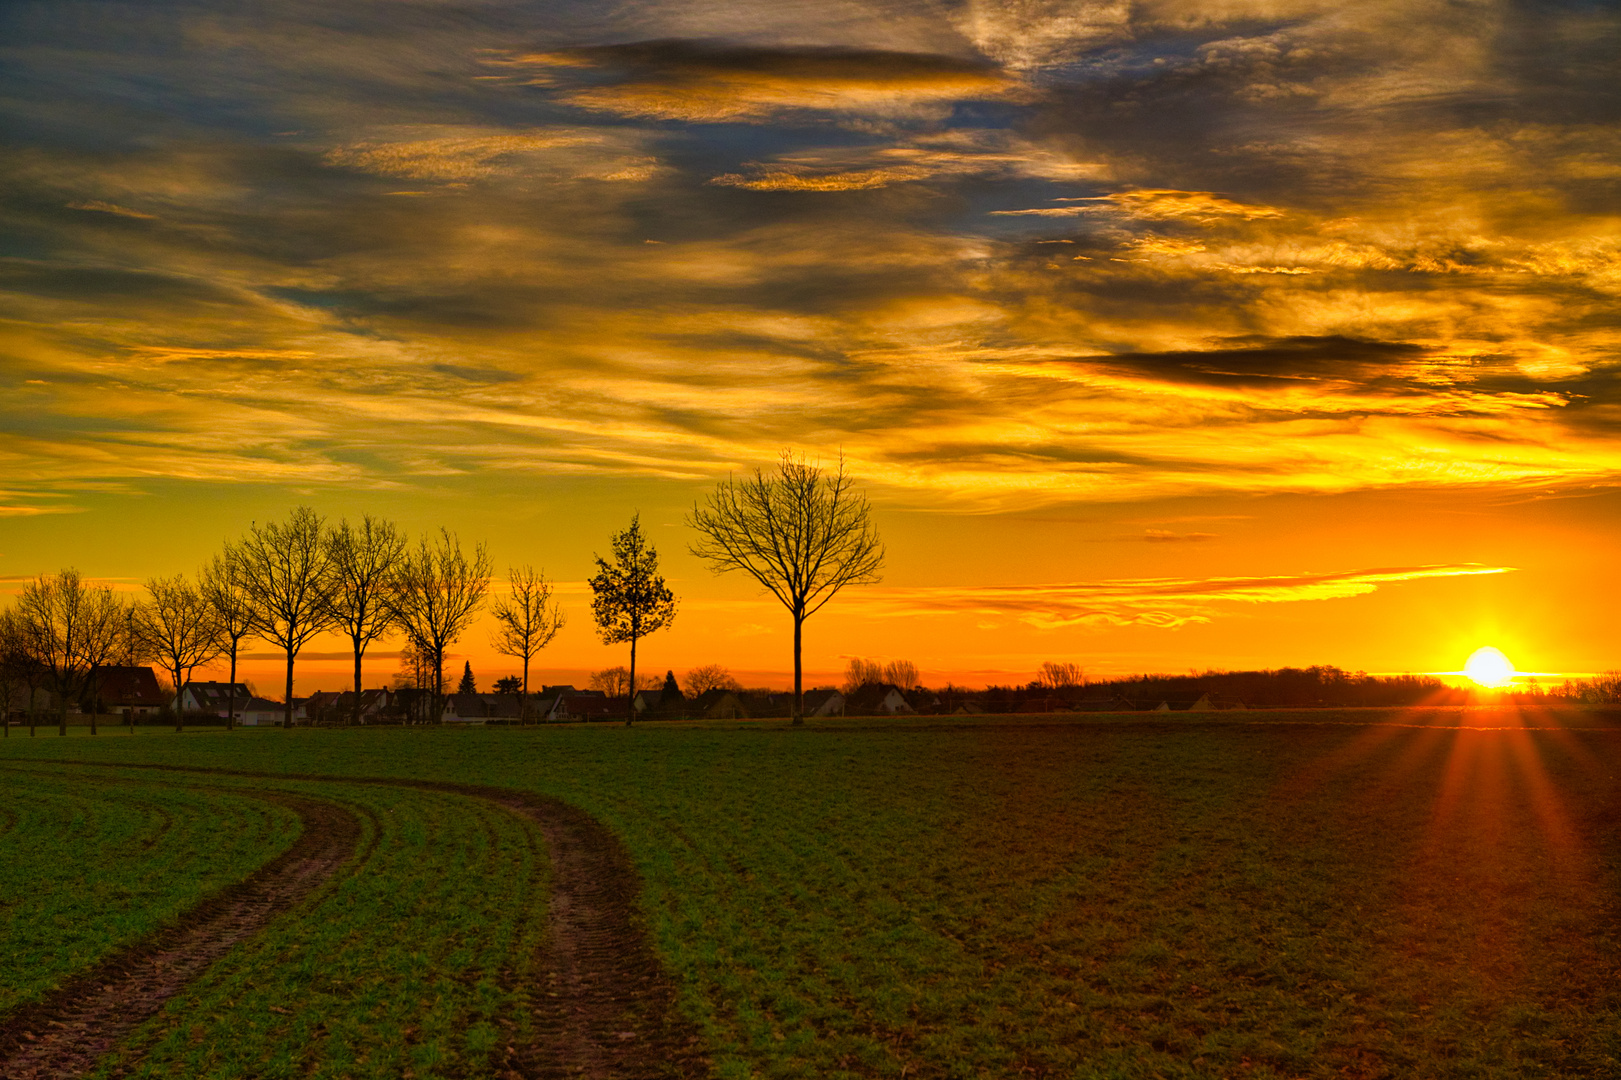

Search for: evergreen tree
xmin=457 ymin=660 xmax=476 ymax=695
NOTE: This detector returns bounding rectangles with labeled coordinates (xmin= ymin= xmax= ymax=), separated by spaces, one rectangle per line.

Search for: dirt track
xmin=0 ymin=766 xmax=710 ymax=1079
xmin=0 ymin=792 xmax=362 ymax=1079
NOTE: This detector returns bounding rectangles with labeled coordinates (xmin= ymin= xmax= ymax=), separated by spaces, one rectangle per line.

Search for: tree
xmin=458 ymin=661 xmax=477 ymax=695
xmin=0 ymin=608 xmax=47 ymax=736
xmin=237 ymin=506 xmax=336 ymax=728
xmin=842 ymin=657 xmax=916 ymax=695
xmin=325 ymin=514 xmax=406 ymax=726
xmin=137 ymin=574 xmax=223 ymax=733
xmin=684 ymin=663 xmax=742 ymax=697
xmin=589 ymin=666 xmax=632 ymax=697
xmin=391 ymin=634 xmax=440 ymax=724
xmin=688 ymin=452 xmax=883 ymax=724
xmin=0 ymin=609 xmax=28 ymax=739
xmin=199 ymin=548 xmax=255 ymax=731
xmin=1037 ymin=661 xmax=1085 ymax=692
xmin=389 ymin=528 xmax=491 ymax=722
xmin=489 ymin=565 xmax=565 ymax=718
xmin=493 ymin=675 xmax=522 ymax=694
xmin=15 ymin=569 xmax=130 ymax=735
xmin=588 ymin=514 xmax=676 ymax=725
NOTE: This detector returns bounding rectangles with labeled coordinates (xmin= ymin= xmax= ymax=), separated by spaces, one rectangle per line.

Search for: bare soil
xmin=0 ymin=793 xmax=362 ymax=1079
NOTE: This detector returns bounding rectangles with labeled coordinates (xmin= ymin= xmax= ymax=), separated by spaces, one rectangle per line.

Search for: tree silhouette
xmin=325 ymin=514 xmax=406 ymax=727
xmin=458 ymin=661 xmax=477 ymax=695
xmin=389 ymin=528 xmax=491 ymax=722
xmin=489 ymin=565 xmax=565 ymax=720
xmin=200 ymin=549 xmax=255 ymax=731
xmin=588 ymin=514 xmax=676 ymax=725
xmin=137 ymin=573 xmax=222 ymax=733
xmin=689 ymin=452 xmax=884 ymax=723
xmin=15 ymin=569 xmax=131 ymax=735
xmin=683 ymin=663 xmax=742 ymax=697
xmin=236 ymin=506 xmax=336 ymax=728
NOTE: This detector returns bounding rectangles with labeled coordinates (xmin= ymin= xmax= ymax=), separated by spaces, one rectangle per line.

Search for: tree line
xmin=0 ymin=452 xmax=889 ymax=730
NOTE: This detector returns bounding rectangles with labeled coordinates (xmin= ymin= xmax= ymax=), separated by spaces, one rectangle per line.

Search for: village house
xmin=176 ymin=681 xmax=254 ymax=719
xmin=91 ymin=666 xmax=167 ymax=717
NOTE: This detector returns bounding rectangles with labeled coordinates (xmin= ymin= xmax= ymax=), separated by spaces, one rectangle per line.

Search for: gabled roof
xmin=94 ymin=666 xmax=166 ymax=707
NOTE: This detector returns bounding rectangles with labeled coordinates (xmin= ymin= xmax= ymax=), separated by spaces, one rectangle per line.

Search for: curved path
xmin=0 ymin=792 xmax=363 ymax=1079
xmin=0 ymin=765 xmax=710 ymax=1079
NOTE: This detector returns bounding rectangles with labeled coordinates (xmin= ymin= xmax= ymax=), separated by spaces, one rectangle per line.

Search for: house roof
xmin=94 ymin=666 xmax=166 ymax=707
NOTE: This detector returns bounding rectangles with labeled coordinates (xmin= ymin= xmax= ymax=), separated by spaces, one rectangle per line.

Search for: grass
xmin=0 ymin=767 xmax=298 ymax=1013
xmin=4 ymin=708 xmax=1620 ymax=1078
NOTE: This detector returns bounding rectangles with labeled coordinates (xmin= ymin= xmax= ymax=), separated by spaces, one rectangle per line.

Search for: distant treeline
xmin=966 ymin=665 xmax=1621 ymax=710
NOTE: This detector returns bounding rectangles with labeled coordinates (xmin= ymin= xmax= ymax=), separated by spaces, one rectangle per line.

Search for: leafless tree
xmin=589 ymin=514 xmax=676 ymax=725
xmin=0 ymin=609 xmax=27 ymax=739
xmin=199 ymin=548 xmax=256 ymax=730
xmin=683 ymin=663 xmax=742 ymax=698
xmin=236 ymin=506 xmax=336 ymax=728
xmin=588 ymin=666 xmax=632 ymax=697
xmin=389 ymin=528 xmax=491 ymax=722
xmin=325 ymin=514 xmax=406 ymax=726
xmin=842 ymin=657 xmax=917 ymax=695
xmin=689 ymin=453 xmax=884 ymax=723
xmin=0 ymin=607 xmax=47 ymax=736
xmin=1037 ymin=661 xmax=1085 ymax=691
xmin=137 ymin=573 xmax=224 ymax=732
xmin=489 ymin=565 xmax=565 ymax=720
xmin=15 ymin=569 xmax=131 ymax=735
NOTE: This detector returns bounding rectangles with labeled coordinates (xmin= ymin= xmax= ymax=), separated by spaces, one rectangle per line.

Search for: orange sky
xmin=2 ymin=0 xmax=1618 ymax=693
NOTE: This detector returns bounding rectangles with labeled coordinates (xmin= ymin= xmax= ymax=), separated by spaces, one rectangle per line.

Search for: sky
xmin=2 ymin=0 xmax=1619 ymax=694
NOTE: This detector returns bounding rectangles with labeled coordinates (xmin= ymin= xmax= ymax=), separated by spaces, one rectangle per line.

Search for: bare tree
xmin=15 ymin=569 xmax=130 ymax=735
xmin=589 ymin=514 xmax=676 ymax=726
xmin=1 ymin=607 xmax=47 ymax=736
xmin=689 ymin=453 xmax=884 ymax=723
xmin=1037 ymin=661 xmax=1085 ymax=692
xmin=325 ymin=514 xmax=406 ymax=726
xmin=137 ymin=574 xmax=223 ymax=733
xmin=236 ymin=506 xmax=335 ymax=728
xmin=684 ymin=664 xmax=742 ymax=697
xmin=389 ymin=528 xmax=491 ymax=722
xmin=199 ymin=548 xmax=255 ymax=730
xmin=883 ymin=659 xmax=919 ymax=690
xmin=842 ymin=657 xmax=916 ymax=695
xmin=588 ymin=666 xmax=632 ymax=697
xmin=0 ymin=609 xmax=26 ymax=739
xmin=489 ymin=565 xmax=565 ymax=721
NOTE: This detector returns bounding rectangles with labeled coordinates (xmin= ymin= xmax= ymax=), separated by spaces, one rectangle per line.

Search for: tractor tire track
xmin=3 ymin=762 xmax=710 ymax=1079
xmin=0 ymin=792 xmax=363 ymax=1079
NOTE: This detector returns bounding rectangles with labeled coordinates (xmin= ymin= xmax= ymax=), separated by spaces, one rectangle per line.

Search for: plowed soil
xmin=0 ymin=792 xmax=362 ymax=1079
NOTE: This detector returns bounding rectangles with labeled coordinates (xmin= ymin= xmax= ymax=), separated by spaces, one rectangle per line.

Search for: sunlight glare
xmin=1464 ymin=646 xmax=1515 ymax=689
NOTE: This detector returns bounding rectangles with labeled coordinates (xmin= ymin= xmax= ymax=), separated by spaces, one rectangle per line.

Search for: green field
xmin=3 ymin=710 xmax=1619 ymax=1078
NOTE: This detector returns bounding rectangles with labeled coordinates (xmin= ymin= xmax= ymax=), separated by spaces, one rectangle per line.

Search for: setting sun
xmin=1464 ymin=646 xmax=1516 ymax=689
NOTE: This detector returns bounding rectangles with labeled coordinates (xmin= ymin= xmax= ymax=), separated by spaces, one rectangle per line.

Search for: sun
xmin=1464 ymin=646 xmax=1515 ymax=689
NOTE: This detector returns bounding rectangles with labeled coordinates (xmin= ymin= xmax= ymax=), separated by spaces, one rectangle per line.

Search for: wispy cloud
xmin=852 ymin=565 xmax=1515 ymax=629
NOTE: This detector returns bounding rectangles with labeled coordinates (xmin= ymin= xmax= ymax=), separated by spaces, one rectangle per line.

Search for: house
xmin=239 ymin=697 xmax=289 ymax=726
xmin=442 ymin=693 xmax=525 ymax=724
xmin=1154 ymin=692 xmax=1215 ymax=712
xmin=92 ymin=666 xmax=166 ymax=716
xmin=691 ymin=688 xmax=748 ymax=719
xmin=845 ymin=683 xmax=915 ymax=716
xmin=319 ymin=688 xmax=396 ymax=724
xmin=177 ymin=681 xmax=254 ymax=718
xmin=549 ymin=693 xmax=621 ymax=721
xmin=801 ymin=688 xmax=845 ymax=717
xmin=1017 ymin=697 xmax=1071 ymax=714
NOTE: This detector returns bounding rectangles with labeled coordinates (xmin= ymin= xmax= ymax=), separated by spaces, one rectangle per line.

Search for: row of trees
xmin=1 ymin=451 xmax=890 ymax=730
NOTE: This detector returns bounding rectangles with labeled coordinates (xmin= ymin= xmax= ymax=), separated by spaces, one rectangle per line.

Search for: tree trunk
xmin=521 ymin=656 xmax=530 ymax=725
xmin=174 ymin=665 xmax=184 ymax=732
xmin=226 ymin=643 xmax=237 ymax=731
xmin=792 ymin=612 xmax=804 ymax=725
xmin=433 ymin=646 xmax=444 ymax=724
xmin=353 ymin=644 xmax=363 ymax=727
xmin=626 ymin=635 xmax=637 ymax=726
xmin=284 ymin=649 xmax=296 ymax=729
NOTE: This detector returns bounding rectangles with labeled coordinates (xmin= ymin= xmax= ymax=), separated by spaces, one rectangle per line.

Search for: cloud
xmin=853 ymin=564 xmax=1514 ymax=628
xmin=67 ymin=200 xmax=155 ymax=219
xmin=323 ymin=129 xmax=601 ymax=181
xmin=993 ymin=189 xmax=1285 ymax=223
xmin=496 ymin=40 xmax=1015 ymax=122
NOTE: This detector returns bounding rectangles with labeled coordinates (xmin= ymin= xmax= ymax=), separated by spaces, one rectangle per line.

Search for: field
xmin=2 ymin=709 xmax=1619 ymax=1079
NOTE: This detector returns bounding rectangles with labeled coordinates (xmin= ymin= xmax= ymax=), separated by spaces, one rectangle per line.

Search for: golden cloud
xmin=323 ymin=129 xmax=600 ymax=181
xmin=851 ymin=564 xmax=1514 ymax=629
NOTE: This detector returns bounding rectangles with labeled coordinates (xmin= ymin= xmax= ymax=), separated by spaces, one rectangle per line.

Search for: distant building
xmin=801 ymin=688 xmax=845 ymax=717
xmin=239 ymin=697 xmax=287 ymax=726
xmin=845 ymin=683 xmax=914 ymax=716
xmin=690 ymin=688 xmax=748 ymax=719
xmin=92 ymin=666 xmax=167 ymax=716
xmin=442 ymin=692 xmax=524 ymax=724
xmin=177 ymin=681 xmax=254 ymax=718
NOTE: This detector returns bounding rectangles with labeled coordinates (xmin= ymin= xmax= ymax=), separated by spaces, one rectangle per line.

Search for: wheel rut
xmin=0 ymin=763 xmax=711 ymax=1079
xmin=0 ymin=792 xmax=362 ymax=1079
